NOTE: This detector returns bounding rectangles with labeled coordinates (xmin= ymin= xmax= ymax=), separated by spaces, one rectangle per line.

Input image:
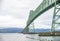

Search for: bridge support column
xmin=23 ymin=27 xmax=29 ymax=33
xmin=51 ymin=1 xmax=60 ymax=33
xmin=29 ymin=22 xmax=35 ymax=33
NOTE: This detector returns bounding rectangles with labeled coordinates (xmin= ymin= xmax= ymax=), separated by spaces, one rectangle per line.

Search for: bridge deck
xmin=39 ymin=32 xmax=60 ymax=36
xmin=23 ymin=32 xmax=60 ymax=36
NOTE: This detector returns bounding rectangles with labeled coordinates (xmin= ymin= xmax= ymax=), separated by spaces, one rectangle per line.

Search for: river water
xmin=0 ymin=33 xmax=60 ymax=41
xmin=0 ymin=33 xmax=39 ymax=41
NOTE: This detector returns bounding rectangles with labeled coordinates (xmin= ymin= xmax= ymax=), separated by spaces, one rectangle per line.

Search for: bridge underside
xmin=23 ymin=0 xmax=60 ymax=33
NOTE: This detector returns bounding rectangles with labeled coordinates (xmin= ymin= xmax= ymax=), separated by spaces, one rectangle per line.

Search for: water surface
xmin=0 ymin=33 xmax=39 ymax=41
xmin=0 ymin=33 xmax=60 ymax=41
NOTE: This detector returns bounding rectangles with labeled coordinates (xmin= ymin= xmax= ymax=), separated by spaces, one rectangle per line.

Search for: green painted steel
xmin=51 ymin=0 xmax=57 ymax=32
xmin=51 ymin=2 xmax=60 ymax=32
xmin=23 ymin=0 xmax=60 ymax=33
xmin=26 ymin=0 xmax=60 ymax=28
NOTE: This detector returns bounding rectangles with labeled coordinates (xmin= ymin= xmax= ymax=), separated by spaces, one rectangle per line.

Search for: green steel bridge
xmin=23 ymin=0 xmax=60 ymax=33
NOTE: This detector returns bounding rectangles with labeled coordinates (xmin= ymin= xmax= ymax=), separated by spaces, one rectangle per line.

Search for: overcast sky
xmin=0 ymin=0 xmax=43 ymax=28
xmin=0 ymin=0 xmax=59 ymax=29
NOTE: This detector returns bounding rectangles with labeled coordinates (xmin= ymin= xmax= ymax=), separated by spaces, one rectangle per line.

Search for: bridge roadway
xmin=23 ymin=0 xmax=60 ymax=33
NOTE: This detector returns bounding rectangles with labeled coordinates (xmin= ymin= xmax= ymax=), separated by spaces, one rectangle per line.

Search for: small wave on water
xmin=26 ymin=36 xmax=39 ymax=40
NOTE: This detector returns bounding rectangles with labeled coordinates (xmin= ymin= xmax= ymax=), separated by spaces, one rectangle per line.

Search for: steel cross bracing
xmin=29 ymin=22 xmax=35 ymax=33
xmin=23 ymin=22 xmax=35 ymax=33
xmin=23 ymin=0 xmax=60 ymax=33
xmin=51 ymin=3 xmax=60 ymax=32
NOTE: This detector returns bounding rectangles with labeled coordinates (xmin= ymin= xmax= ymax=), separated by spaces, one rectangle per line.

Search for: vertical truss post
xmin=29 ymin=22 xmax=35 ymax=33
xmin=32 ymin=23 xmax=35 ymax=33
xmin=51 ymin=0 xmax=60 ymax=33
